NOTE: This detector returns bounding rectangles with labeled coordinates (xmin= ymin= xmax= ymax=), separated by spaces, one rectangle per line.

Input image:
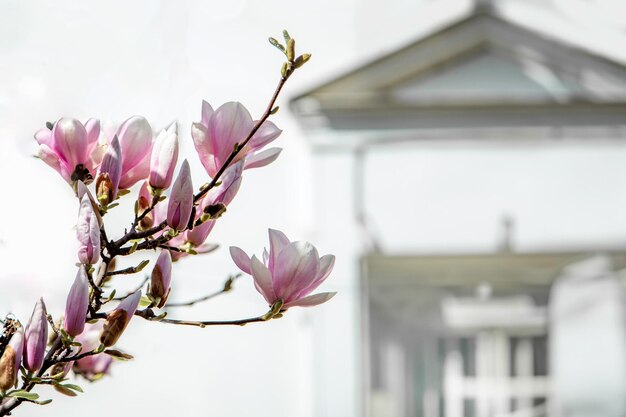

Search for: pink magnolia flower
xmin=64 ymin=267 xmax=90 ymax=337
xmin=149 ymin=123 xmax=179 ymax=191
xmin=115 ymin=116 xmax=153 ymax=190
xmin=230 ymin=229 xmax=336 ymax=309
xmin=23 ymin=298 xmax=48 ymax=372
xmin=100 ymin=290 xmax=141 ymax=347
xmin=0 ymin=327 xmax=24 ymax=391
xmin=74 ymin=322 xmax=113 ymax=380
xmin=35 ymin=118 xmax=101 ymax=185
xmin=167 ymin=160 xmax=193 ymax=231
xmin=77 ymin=195 xmax=101 ymax=265
xmin=191 ymin=101 xmax=282 ymax=178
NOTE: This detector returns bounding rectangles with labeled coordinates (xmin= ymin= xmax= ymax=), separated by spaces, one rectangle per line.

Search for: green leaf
xmin=282 ymin=29 xmax=291 ymax=43
xmin=61 ymin=384 xmax=83 ymax=393
xmin=135 ymin=259 xmax=150 ymax=272
xmin=33 ymin=399 xmax=53 ymax=405
xmin=268 ymin=37 xmax=285 ymax=52
xmin=10 ymin=391 xmax=40 ymax=400
xmin=139 ymin=295 xmax=153 ymax=307
xmin=104 ymin=349 xmax=134 ymax=360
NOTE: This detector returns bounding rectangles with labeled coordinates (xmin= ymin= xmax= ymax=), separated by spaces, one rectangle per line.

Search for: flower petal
xmin=229 ymin=246 xmax=251 ymax=275
xmin=284 ymin=292 xmax=337 ymax=309
xmin=268 ymin=228 xmax=290 ymax=271
xmin=209 ymin=102 xmax=253 ymax=164
xmin=191 ymin=122 xmax=217 ymax=177
xmin=272 ymin=241 xmax=320 ymax=303
xmin=249 ymin=120 xmax=282 ymax=150
xmin=201 ymin=100 xmax=214 ymax=127
xmin=34 ymin=128 xmax=52 ymax=147
xmin=117 ymin=116 xmax=152 ymax=174
xmin=296 ymin=254 xmax=335 ymax=298
xmin=250 ymin=255 xmax=276 ymax=304
xmin=244 ymin=147 xmax=282 ymax=170
xmin=53 ymin=118 xmax=88 ymax=168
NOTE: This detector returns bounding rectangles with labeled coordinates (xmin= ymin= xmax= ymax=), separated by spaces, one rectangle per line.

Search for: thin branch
xmin=112 ymin=275 xmax=150 ymax=301
xmin=166 ymin=274 xmax=241 ymax=308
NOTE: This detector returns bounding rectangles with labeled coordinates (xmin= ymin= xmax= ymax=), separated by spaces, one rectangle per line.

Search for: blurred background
xmin=1 ymin=0 xmax=626 ymax=416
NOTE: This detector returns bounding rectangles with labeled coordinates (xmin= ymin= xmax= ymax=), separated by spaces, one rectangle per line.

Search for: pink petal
xmin=272 ymin=241 xmax=320 ymax=303
xmin=34 ymin=128 xmax=52 ymax=147
xmin=84 ymin=118 xmax=101 ymax=151
xmin=229 ymin=246 xmax=251 ymax=275
xmin=244 ymin=148 xmax=282 ymax=170
xmin=118 ymin=152 xmax=150 ymax=189
xmin=296 ymin=254 xmax=335 ymax=298
xmin=53 ymin=118 xmax=88 ymax=168
xmin=201 ymin=100 xmax=214 ymax=127
xmin=249 ymin=119 xmax=282 ymax=150
xmin=191 ymin=122 xmax=218 ymax=177
xmin=283 ymin=292 xmax=337 ymax=309
xmin=204 ymin=161 xmax=243 ymax=206
xmin=250 ymin=255 xmax=276 ymax=304
xmin=37 ymin=144 xmax=68 ymax=181
xmin=117 ymin=116 xmax=153 ymax=174
xmin=195 ymin=243 xmax=219 ymax=254
xmin=268 ymin=228 xmax=290 ymax=271
xmin=209 ymin=102 xmax=254 ymax=164
xmin=186 ymin=220 xmax=215 ymax=246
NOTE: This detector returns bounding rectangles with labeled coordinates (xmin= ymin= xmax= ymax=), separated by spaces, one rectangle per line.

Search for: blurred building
xmin=291 ymin=1 xmax=626 ymax=417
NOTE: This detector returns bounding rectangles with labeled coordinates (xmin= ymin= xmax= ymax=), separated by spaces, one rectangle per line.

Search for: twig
xmin=166 ymin=274 xmax=241 ymax=308
xmin=112 ymin=275 xmax=150 ymax=301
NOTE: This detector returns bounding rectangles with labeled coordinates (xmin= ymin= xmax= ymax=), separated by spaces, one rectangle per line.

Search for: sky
xmin=1 ymin=0 xmax=626 ymax=416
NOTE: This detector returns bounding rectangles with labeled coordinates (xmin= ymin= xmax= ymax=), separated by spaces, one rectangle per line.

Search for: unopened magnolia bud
xmin=167 ymin=160 xmax=193 ymax=231
xmin=64 ymin=267 xmax=90 ymax=337
xmin=150 ymin=251 xmax=172 ymax=308
xmin=98 ymin=136 xmax=121 ymax=203
xmin=149 ymin=123 xmax=179 ymax=190
xmin=77 ymin=195 xmax=101 ymax=265
xmin=96 ymin=172 xmax=114 ymax=206
xmin=0 ymin=327 xmax=24 ymax=391
xmin=100 ymin=291 xmax=141 ymax=347
xmin=137 ymin=182 xmax=154 ymax=229
xmin=23 ymin=298 xmax=48 ymax=372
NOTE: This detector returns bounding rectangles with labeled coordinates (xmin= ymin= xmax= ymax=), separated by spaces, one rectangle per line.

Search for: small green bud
xmin=294 ymin=53 xmax=311 ymax=68
xmin=287 ymin=38 xmax=295 ymax=61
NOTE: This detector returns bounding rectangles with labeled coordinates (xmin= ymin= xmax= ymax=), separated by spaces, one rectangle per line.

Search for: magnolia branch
xmin=166 ymin=274 xmax=241 ymax=308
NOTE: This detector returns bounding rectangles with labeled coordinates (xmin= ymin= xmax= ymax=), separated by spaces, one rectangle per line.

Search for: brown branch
xmin=166 ymin=274 xmax=241 ymax=308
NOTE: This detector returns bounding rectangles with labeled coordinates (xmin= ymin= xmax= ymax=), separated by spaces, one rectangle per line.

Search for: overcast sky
xmin=1 ymin=1 xmax=626 ymax=416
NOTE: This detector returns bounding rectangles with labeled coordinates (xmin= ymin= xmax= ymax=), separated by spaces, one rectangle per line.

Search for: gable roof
xmin=291 ymin=7 xmax=626 ymax=132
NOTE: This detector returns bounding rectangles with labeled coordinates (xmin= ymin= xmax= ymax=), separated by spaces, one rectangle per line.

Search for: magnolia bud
xmin=100 ymin=291 xmax=141 ymax=347
xmin=149 ymin=123 xmax=179 ymax=191
xmin=137 ymin=182 xmax=154 ymax=229
xmin=23 ymin=298 xmax=48 ymax=372
xmin=64 ymin=267 xmax=90 ymax=337
xmin=0 ymin=327 xmax=24 ymax=391
xmin=77 ymin=195 xmax=101 ymax=265
xmin=150 ymin=251 xmax=172 ymax=308
xmin=167 ymin=160 xmax=193 ymax=231
xmin=97 ymin=136 xmax=122 ymax=205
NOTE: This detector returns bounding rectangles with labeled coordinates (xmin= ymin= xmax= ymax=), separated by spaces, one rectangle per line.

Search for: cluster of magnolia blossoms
xmin=0 ymin=100 xmax=336 ymax=404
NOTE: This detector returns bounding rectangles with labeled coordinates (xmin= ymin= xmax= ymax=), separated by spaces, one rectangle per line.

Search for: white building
xmin=291 ymin=2 xmax=626 ymax=417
